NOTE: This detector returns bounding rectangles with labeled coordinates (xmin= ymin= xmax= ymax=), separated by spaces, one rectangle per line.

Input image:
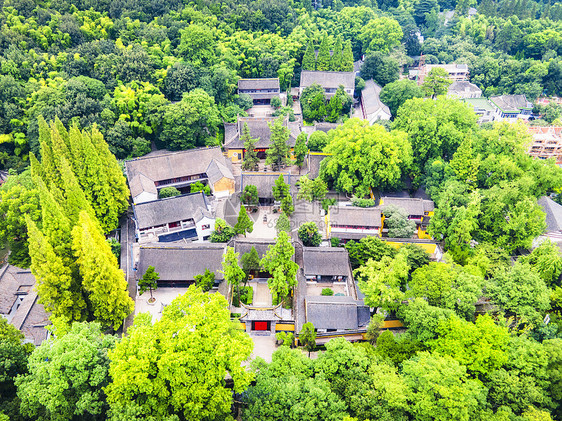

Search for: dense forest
xmin=1 ymin=0 xmax=562 ymax=420
xmin=0 ymin=0 xmax=560 ymax=171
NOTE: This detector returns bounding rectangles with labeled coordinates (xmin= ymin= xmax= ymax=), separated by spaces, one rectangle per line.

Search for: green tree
xmin=299 ymin=322 xmax=317 ymax=357
xmin=355 ymin=254 xmax=409 ymax=313
xmin=234 ymin=206 xmax=254 ymax=237
xmin=344 ymin=236 xmax=397 ymax=269
xmin=273 ymin=174 xmax=289 ymax=201
xmin=241 ymin=246 xmax=261 ymax=278
xmin=488 ymin=262 xmax=551 ymax=325
xmin=383 ymin=205 xmax=417 ymax=238
xmin=105 ymin=287 xmax=253 ymax=420
xmin=222 ymin=247 xmax=246 ymax=305
xmin=519 ymin=240 xmax=562 ymax=287
xmin=260 ymin=231 xmax=299 ymax=303
xmin=401 ymin=352 xmax=488 ymax=420
xmin=297 ymin=222 xmax=322 ymax=246
xmin=293 ymin=132 xmax=308 ymax=169
xmin=392 ymin=97 xmax=478 ymax=173
xmin=330 ymin=36 xmax=343 ymax=71
xmin=190 ymin=181 xmax=211 ymax=195
xmin=276 ymin=212 xmax=291 ymax=233
xmin=16 ymin=322 xmax=116 ymax=421
xmin=194 ymin=268 xmax=216 ymax=292
xmin=341 ymin=40 xmax=354 ymax=72
xmin=297 ymin=175 xmax=327 ymax=201
xmin=320 ymin=119 xmax=412 ymax=197
xmin=281 ymin=194 xmax=294 ymax=216
xmin=139 ymin=266 xmax=159 ymax=302
xmin=210 ymin=218 xmax=236 ymax=243
xmin=380 ymin=80 xmax=424 ymax=117
xmin=241 ymin=123 xmax=259 ymax=171
xmin=375 ymin=330 xmax=423 ymax=366
xmin=360 ymin=52 xmax=400 ymax=87
xmin=241 ymin=185 xmax=259 ymax=206
xmin=307 ymin=131 xmax=329 ymax=152
xmin=72 ymin=211 xmax=134 ymax=330
xmin=302 ymin=40 xmax=316 ymax=71
xmin=0 ymin=318 xmax=31 ymax=419
xmin=158 ymin=186 xmax=180 ymax=198
xmin=301 ymin=84 xmax=327 ymax=122
xmin=160 ymin=89 xmax=220 ymax=150
xmin=316 ymin=35 xmax=332 ymax=71
xmin=359 ymin=17 xmax=403 ymax=54
xmin=265 ymin=118 xmax=290 ymax=170
xmin=422 ymin=67 xmax=453 ymax=98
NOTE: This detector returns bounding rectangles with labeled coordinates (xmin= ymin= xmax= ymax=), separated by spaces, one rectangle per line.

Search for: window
xmin=168 ymin=221 xmax=180 ymax=228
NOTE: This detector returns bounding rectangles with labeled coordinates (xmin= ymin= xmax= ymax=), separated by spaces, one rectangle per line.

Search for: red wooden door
xmin=253 ymin=321 xmax=269 ymax=331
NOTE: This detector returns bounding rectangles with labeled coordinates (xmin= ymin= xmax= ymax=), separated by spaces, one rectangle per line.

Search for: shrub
xmin=190 ymin=181 xmax=211 ymax=195
xmin=107 ymin=238 xmax=121 ymax=260
xmin=321 ymin=288 xmax=334 ymax=296
xmin=232 ymin=286 xmax=254 ymax=307
xmin=159 ymin=186 xmax=181 ymax=198
xmin=351 ymin=197 xmax=376 ymax=207
xmin=271 ymin=96 xmax=282 ymax=109
xmin=330 ymin=237 xmax=341 ymax=248
xmin=241 ymin=185 xmax=259 ymax=205
xmin=210 ymin=219 xmax=236 ymax=243
xmin=308 ymin=130 xmax=328 ymax=152
xmin=298 ymin=222 xmax=322 ymax=247
xmin=194 ymin=268 xmax=215 ymax=292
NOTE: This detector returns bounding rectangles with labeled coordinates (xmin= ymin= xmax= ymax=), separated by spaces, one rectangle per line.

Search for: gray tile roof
xmin=206 ymin=159 xmax=233 ymax=186
xmin=300 ymin=71 xmax=355 ymax=91
xmin=238 ymin=78 xmax=280 ymax=90
xmin=0 ymin=265 xmax=50 ymax=345
xmin=538 ymin=196 xmax=562 ymax=232
xmin=125 ymin=147 xmax=231 ymax=198
xmin=361 ymin=79 xmax=391 ymax=118
xmin=448 ymin=81 xmax=482 ymax=96
xmin=240 ymin=173 xmax=297 ymax=199
xmin=138 ymin=244 xmax=226 ymax=282
xmin=329 ymin=206 xmax=382 ymax=227
xmin=224 ymin=118 xmax=299 ymax=150
xmin=134 ymin=192 xmax=210 ymax=229
xmin=380 ymin=197 xmax=435 ymax=216
xmin=490 ymin=94 xmax=532 ymax=113
xmin=307 ymin=153 xmax=329 ymax=179
xmin=302 ymin=247 xmax=351 ymax=277
xmin=234 ymin=239 xmax=277 ymax=260
xmin=314 ymin=122 xmax=340 ymax=133
xmin=305 ymin=295 xmax=361 ymax=330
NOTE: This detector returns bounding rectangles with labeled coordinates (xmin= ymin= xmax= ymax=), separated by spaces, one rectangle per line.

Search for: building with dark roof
xmin=305 ymin=295 xmax=370 ymax=331
xmin=302 ymin=247 xmax=352 ymax=282
xmin=328 ymin=206 xmax=382 ymax=240
xmin=137 ymin=244 xmax=226 ymax=288
xmin=224 ymin=116 xmax=300 ymax=163
xmin=306 ymin=153 xmax=329 ymax=179
xmin=538 ymin=196 xmax=562 ymax=241
xmin=379 ymin=196 xmax=435 ymax=238
xmin=299 ymin=71 xmax=355 ymax=98
xmin=125 ymin=147 xmax=234 ymax=203
xmin=490 ymin=94 xmax=533 ymax=121
xmin=463 ymin=98 xmax=496 ymax=124
xmin=448 ymin=81 xmax=482 ymax=99
xmin=134 ymin=192 xmax=215 ymax=243
xmin=237 ymin=78 xmax=280 ymax=105
xmin=360 ymin=80 xmax=391 ymax=122
xmin=239 ymin=172 xmax=298 ymax=205
xmin=0 ymin=170 xmax=8 ymax=186
xmin=0 ymin=265 xmax=50 ymax=345
xmin=409 ymin=63 xmax=469 ymax=85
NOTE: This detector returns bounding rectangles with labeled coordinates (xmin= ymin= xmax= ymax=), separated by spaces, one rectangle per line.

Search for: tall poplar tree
xmin=294 ymin=132 xmax=308 ymax=169
xmin=316 ymin=35 xmax=332 ymax=71
xmin=302 ymin=40 xmax=316 ymax=71
xmin=241 ymin=123 xmax=259 ymax=171
xmin=260 ymin=231 xmax=299 ymax=303
xmin=331 ymin=36 xmax=343 ymax=71
xmin=341 ymin=40 xmax=354 ymax=72
xmin=72 ymin=211 xmax=134 ymax=329
xmin=26 ymin=218 xmax=87 ymax=331
xmin=234 ymin=206 xmax=254 ymax=237
xmin=265 ymin=118 xmax=290 ymax=170
xmin=222 ymin=247 xmax=246 ymax=304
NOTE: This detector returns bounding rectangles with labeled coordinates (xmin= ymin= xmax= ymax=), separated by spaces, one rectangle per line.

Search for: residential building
xmin=237 ymin=78 xmax=280 ymax=105
xmin=0 ymin=265 xmax=50 ymax=345
xmin=239 ymin=172 xmax=297 ymax=205
xmin=448 ymin=81 xmax=482 ymax=99
xmin=299 ymin=71 xmax=355 ymax=98
xmin=303 ymin=247 xmax=352 ymax=283
xmin=528 ymin=127 xmax=562 ymax=165
xmin=538 ymin=196 xmax=562 ymax=242
xmin=133 ymin=192 xmax=215 ymax=243
xmin=328 ymin=206 xmax=382 ymax=240
xmin=224 ymin=116 xmax=300 ymax=163
xmin=125 ymin=147 xmax=235 ymax=204
xmin=463 ymin=98 xmax=496 ymax=124
xmin=490 ymin=94 xmax=533 ymax=121
xmin=360 ymin=79 xmax=391 ymax=123
xmin=410 ymin=63 xmax=469 ymax=84
xmin=137 ymin=244 xmax=226 ymax=288
xmin=379 ymin=196 xmax=435 ymax=239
